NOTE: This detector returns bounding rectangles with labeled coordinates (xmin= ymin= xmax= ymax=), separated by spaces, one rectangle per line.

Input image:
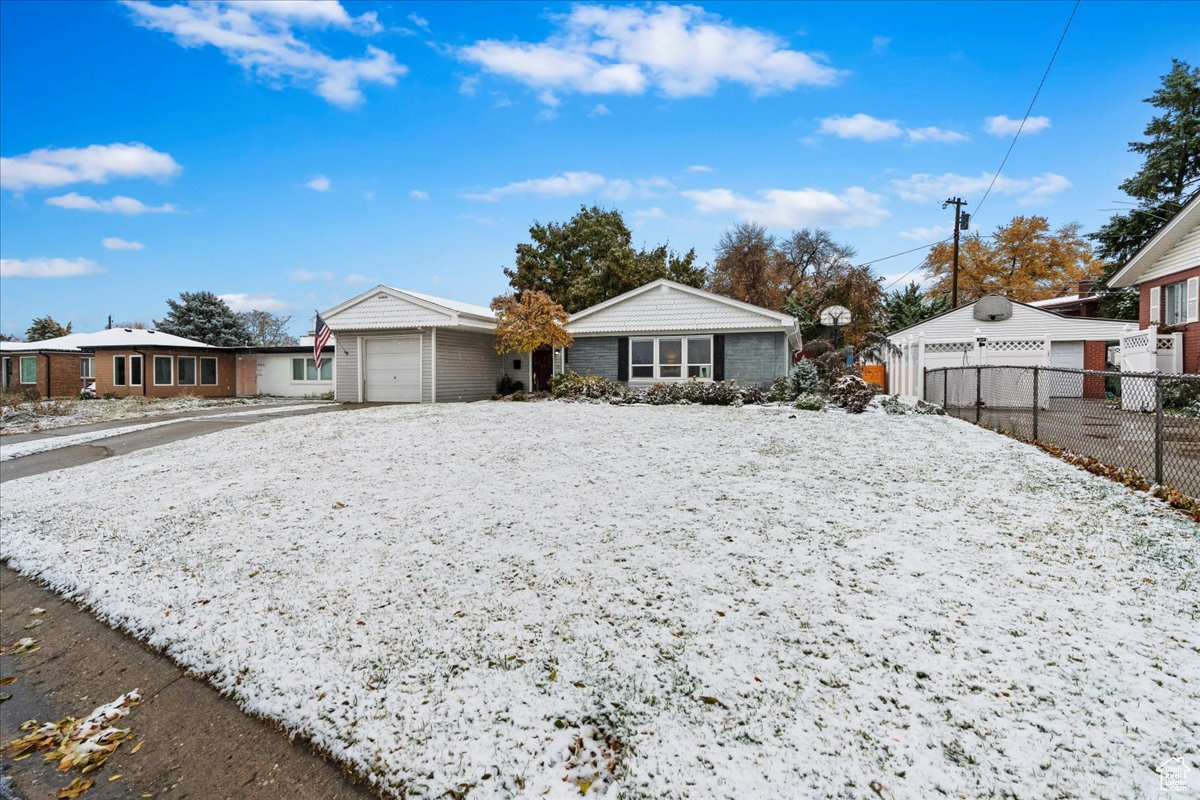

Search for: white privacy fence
xmin=1115 ymin=326 xmax=1184 ymax=410
xmin=887 ymin=335 xmax=1053 ymax=402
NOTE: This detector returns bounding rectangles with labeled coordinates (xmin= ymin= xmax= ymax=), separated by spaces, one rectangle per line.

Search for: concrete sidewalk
xmin=0 ymin=566 xmax=377 ymax=800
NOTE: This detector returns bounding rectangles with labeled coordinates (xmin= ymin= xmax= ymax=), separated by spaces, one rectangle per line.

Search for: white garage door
xmin=364 ymin=336 xmax=421 ymax=402
xmin=1048 ymin=341 xmax=1084 ymax=397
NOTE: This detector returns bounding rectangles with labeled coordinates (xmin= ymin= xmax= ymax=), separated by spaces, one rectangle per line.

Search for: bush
xmin=831 ymin=374 xmax=876 ymax=414
xmin=876 ymin=394 xmax=947 ymax=416
xmin=1161 ymin=377 xmax=1200 ymax=411
xmin=793 ymin=393 xmax=824 ymax=411
xmin=766 ymin=377 xmax=791 ymax=402
xmin=550 ymin=370 xmax=628 ymax=401
xmin=787 ymin=360 xmax=821 ymax=399
xmin=496 ymin=374 xmax=525 ymax=396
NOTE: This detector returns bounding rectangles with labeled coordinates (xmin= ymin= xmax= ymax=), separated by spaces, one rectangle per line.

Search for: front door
xmin=532 ymin=346 xmax=553 ymax=392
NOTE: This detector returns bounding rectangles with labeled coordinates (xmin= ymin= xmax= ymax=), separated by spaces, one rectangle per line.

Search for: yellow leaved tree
xmin=491 ymin=290 xmax=574 ymax=354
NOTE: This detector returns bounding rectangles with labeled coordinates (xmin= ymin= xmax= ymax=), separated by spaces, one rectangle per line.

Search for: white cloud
xmin=682 ymin=186 xmax=889 ymax=229
xmin=46 ymin=192 xmax=179 ymax=214
xmin=538 ymin=89 xmax=562 ymax=107
xmin=818 ymin=113 xmax=902 ymax=142
xmin=345 ymin=273 xmax=371 ymax=284
xmin=465 ymin=171 xmax=672 ymax=202
xmin=871 ymin=35 xmax=891 ymax=54
xmin=406 ymin=12 xmax=429 ymax=31
xmin=889 ymin=171 xmax=1071 ymax=204
xmin=101 ymin=236 xmax=146 ymax=250
xmin=687 ymin=164 xmax=712 ymax=173
xmin=588 ymin=103 xmax=611 ymax=117
xmin=634 ymin=207 xmax=666 ymax=218
xmin=905 ymin=126 xmax=969 ymax=144
xmin=290 ymin=268 xmax=334 ymax=282
xmin=218 ymin=292 xmax=293 ymax=312
xmin=409 ymin=189 xmax=430 ymax=200
xmin=122 ymin=1 xmax=404 ymax=108
xmin=306 ymin=174 xmax=332 ymax=192
xmin=897 ymin=224 xmax=951 ymax=242
xmin=459 ymin=4 xmax=841 ymax=100
xmin=984 ymin=114 xmax=1051 ymax=137
xmin=0 ymin=142 xmax=180 ymax=192
xmin=1 ymin=257 xmax=104 ymax=278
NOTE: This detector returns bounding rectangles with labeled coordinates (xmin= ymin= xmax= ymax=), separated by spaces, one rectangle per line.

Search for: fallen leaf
xmin=333 ymin=501 xmax=348 ymax=509
xmin=131 ymin=740 xmax=144 ymax=754
xmin=108 ymin=774 xmax=123 ymax=782
xmin=24 ymin=620 xmax=43 ymax=630
xmin=30 ymin=608 xmax=46 ymax=615
xmin=0 ymin=676 xmax=18 ymax=686
xmin=57 ymin=777 xmax=94 ymax=798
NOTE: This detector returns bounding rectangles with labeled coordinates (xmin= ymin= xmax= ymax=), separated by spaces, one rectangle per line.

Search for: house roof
xmin=566 ymin=279 xmax=798 ymax=336
xmin=886 ymin=296 xmax=1134 ymax=342
xmin=0 ymin=328 xmax=215 ymax=353
xmin=1027 ymin=294 xmax=1081 ymax=308
xmin=320 ymin=285 xmax=496 ymax=330
xmin=1108 ymin=192 xmax=1200 ymax=289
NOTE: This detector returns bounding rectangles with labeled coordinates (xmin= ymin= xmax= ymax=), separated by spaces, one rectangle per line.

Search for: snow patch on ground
xmin=2 ymin=402 xmax=1197 ymax=798
xmin=0 ymin=395 xmax=321 ymax=436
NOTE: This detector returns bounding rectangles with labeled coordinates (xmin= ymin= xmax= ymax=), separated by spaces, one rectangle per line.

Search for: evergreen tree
xmin=882 ymin=282 xmax=950 ymax=332
xmin=0 ymin=333 xmax=22 ymax=342
xmin=25 ymin=316 xmax=72 ymax=342
xmin=156 ymin=291 xmax=251 ymax=346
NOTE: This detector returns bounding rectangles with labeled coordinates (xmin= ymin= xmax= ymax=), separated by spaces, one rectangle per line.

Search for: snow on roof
xmin=1027 ymin=294 xmax=1081 ymax=307
xmin=0 ymin=328 xmax=215 ymax=352
xmin=397 ymin=289 xmax=495 ymax=319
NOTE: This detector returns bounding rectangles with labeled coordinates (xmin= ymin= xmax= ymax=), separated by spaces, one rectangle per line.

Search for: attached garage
xmin=363 ymin=336 xmax=421 ymax=402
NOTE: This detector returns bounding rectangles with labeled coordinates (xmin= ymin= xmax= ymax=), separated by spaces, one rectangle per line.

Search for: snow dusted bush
xmin=793 ymin=393 xmax=825 ymax=411
xmin=830 ymin=375 xmax=875 ymax=414
xmin=496 ymin=374 xmax=524 ymax=397
xmin=765 ymin=377 xmax=791 ymax=402
xmin=876 ymin=395 xmax=946 ymax=416
xmin=550 ymin=371 xmax=628 ymax=401
xmin=643 ymin=380 xmax=753 ymax=406
xmin=787 ymin=360 xmax=822 ymax=398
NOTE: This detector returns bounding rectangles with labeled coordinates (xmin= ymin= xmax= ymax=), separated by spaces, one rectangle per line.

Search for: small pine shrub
xmin=496 ymin=374 xmax=525 ymax=396
xmin=766 ymin=377 xmax=790 ymax=402
xmin=787 ymin=360 xmax=821 ymax=399
xmin=793 ymin=393 xmax=824 ymax=411
xmin=831 ymin=374 xmax=876 ymax=414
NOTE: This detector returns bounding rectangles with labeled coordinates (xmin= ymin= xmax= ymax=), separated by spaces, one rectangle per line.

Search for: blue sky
xmin=1 ymin=0 xmax=1197 ymax=337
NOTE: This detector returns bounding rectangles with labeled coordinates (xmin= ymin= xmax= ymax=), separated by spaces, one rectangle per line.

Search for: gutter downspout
xmin=44 ymin=353 xmax=52 ymax=399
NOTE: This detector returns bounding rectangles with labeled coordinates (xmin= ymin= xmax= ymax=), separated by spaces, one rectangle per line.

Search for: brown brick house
xmin=1109 ymin=192 xmax=1200 ymax=374
xmin=0 ymin=344 xmax=91 ymax=399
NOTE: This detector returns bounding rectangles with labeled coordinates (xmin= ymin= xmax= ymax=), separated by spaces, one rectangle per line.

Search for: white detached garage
xmin=321 ymin=286 xmax=504 ymax=403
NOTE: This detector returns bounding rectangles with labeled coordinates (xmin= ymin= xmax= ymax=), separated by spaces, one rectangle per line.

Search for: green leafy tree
xmin=25 ymin=316 xmax=72 ymax=342
xmin=156 ymin=291 xmax=251 ymax=347
xmin=882 ymin=282 xmax=950 ymax=332
xmin=504 ymin=205 xmax=703 ymax=313
xmin=239 ymin=310 xmax=298 ymax=346
xmin=1092 ymin=59 xmax=1200 ymax=316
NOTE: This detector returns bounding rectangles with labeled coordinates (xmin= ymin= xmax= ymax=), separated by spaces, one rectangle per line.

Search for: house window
xmin=153 ymin=356 xmax=173 ymax=386
xmin=79 ymin=357 xmax=94 ymax=379
xmin=199 ymin=357 xmax=218 ymax=386
xmin=177 ymin=356 xmax=196 ymax=386
xmin=20 ymin=356 xmax=37 ymax=384
xmin=291 ymin=358 xmax=332 ymax=381
xmin=1163 ymin=280 xmax=1187 ymax=325
xmin=129 ymin=355 xmax=143 ymax=386
xmin=629 ymin=336 xmax=713 ymax=381
xmin=113 ymin=356 xmax=127 ymax=386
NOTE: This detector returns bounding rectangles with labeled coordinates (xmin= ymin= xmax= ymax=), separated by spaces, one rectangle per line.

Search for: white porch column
xmin=917 ymin=333 xmax=927 ymax=400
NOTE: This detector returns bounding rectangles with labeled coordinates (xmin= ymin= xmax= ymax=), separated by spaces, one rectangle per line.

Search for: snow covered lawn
xmin=2 ymin=402 xmax=1197 ymax=798
xmin=0 ymin=394 xmax=320 ymax=435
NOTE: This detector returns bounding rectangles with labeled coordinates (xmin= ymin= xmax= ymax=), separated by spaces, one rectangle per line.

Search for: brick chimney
xmin=1077 ymin=279 xmax=1096 ymax=297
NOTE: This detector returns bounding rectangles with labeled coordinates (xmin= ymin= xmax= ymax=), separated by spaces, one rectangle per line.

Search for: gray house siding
xmin=724 ymin=332 xmax=788 ymax=386
xmin=436 ymin=328 xmax=501 ymax=402
xmin=566 ymin=336 xmax=620 ymax=381
xmin=566 ymin=332 xmax=786 ymax=386
xmin=334 ymin=335 xmax=359 ymax=402
xmin=500 ymin=350 xmax=531 ymax=391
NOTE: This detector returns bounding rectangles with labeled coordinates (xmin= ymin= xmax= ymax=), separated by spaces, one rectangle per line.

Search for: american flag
xmin=313 ymin=311 xmax=332 ymax=370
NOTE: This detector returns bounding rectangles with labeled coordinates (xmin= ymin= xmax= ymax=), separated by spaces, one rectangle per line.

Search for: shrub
xmin=793 ymin=393 xmax=824 ymax=411
xmin=1161 ymin=377 xmax=1200 ymax=411
xmin=766 ymin=377 xmax=791 ymax=402
xmin=787 ymin=360 xmax=821 ymax=398
xmin=496 ymin=374 xmax=525 ymax=396
xmin=831 ymin=374 xmax=876 ymax=414
xmin=879 ymin=395 xmax=908 ymax=415
xmin=549 ymin=370 xmax=628 ymax=401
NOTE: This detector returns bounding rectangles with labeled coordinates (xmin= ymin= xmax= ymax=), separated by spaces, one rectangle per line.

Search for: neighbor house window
xmin=1163 ymin=280 xmax=1187 ymax=326
xmin=199 ymin=357 xmax=218 ymax=386
xmin=20 ymin=356 xmax=37 ymax=384
xmin=129 ymin=355 xmax=143 ymax=386
xmin=113 ymin=356 xmax=126 ymax=386
xmin=154 ymin=355 xmax=173 ymax=386
xmin=80 ymin=357 xmax=94 ymax=379
xmin=291 ymin=357 xmax=332 ymax=381
xmin=629 ymin=336 xmax=713 ymax=380
xmin=177 ymin=356 xmax=196 ymax=386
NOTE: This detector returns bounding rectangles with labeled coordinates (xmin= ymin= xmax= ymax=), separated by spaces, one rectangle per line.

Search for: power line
xmin=974 ymin=0 xmax=1080 ymax=221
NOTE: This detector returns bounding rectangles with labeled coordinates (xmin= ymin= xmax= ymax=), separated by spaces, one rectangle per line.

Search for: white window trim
xmin=128 ymin=354 xmax=143 ymax=387
xmin=19 ymin=356 xmax=38 ymax=385
xmin=112 ymin=355 xmax=127 ymax=387
xmin=177 ymin=355 xmax=197 ymax=386
xmin=1163 ymin=279 xmax=1188 ymax=326
xmin=199 ymin=356 xmax=219 ymax=386
xmin=290 ymin=357 xmax=333 ymax=383
xmin=79 ymin=356 xmax=94 ymax=379
xmin=153 ymin=355 xmax=174 ymax=386
xmin=629 ymin=335 xmax=713 ymax=382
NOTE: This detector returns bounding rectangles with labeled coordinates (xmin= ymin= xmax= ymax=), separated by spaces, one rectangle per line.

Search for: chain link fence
xmin=925 ymin=366 xmax=1200 ymax=499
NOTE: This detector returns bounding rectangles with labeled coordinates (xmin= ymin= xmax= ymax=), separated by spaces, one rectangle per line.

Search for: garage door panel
xmin=1049 ymin=341 xmax=1084 ymax=397
xmin=364 ymin=336 xmax=421 ymax=402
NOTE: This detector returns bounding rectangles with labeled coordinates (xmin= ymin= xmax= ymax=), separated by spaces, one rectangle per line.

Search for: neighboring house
xmin=84 ymin=329 xmax=234 ymax=398
xmin=1107 ymin=192 xmax=1200 ymax=374
xmin=320 ymin=280 xmax=800 ymax=404
xmin=235 ymin=335 xmax=336 ymax=397
xmin=886 ymin=295 xmax=1134 ymax=400
xmin=1026 ymin=279 xmax=1103 ymax=318
xmin=1 ymin=339 xmax=91 ymax=399
xmin=563 ymin=279 xmax=800 ymax=386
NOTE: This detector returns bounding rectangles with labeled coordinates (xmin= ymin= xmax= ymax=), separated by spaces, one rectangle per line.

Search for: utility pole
xmin=942 ymin=197 xmax=968 ymax=308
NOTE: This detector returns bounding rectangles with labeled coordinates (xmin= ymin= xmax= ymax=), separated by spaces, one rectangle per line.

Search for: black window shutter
xmin=617 ymin=337 xmax=629 ymax=382
xmin=713 ymin=334 xmax=725 ymax=381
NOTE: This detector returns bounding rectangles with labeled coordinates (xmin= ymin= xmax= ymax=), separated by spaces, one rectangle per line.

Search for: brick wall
xmin=93 ymin=350 xmax=237 ymax=397
xmin=2 ymin=352 xmax=88 ymax=399
xmin=1083 ymin=341 xmax=1107 ymax=399
xmin=1138 ymin=265 xmax=1200 ymax=374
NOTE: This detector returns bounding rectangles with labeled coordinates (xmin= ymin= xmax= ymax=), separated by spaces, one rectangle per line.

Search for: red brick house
xmin=0 ymin=342 xmax=91 ymax=399
xmin=1109 ymin=193 xmax=1200 ymax=374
